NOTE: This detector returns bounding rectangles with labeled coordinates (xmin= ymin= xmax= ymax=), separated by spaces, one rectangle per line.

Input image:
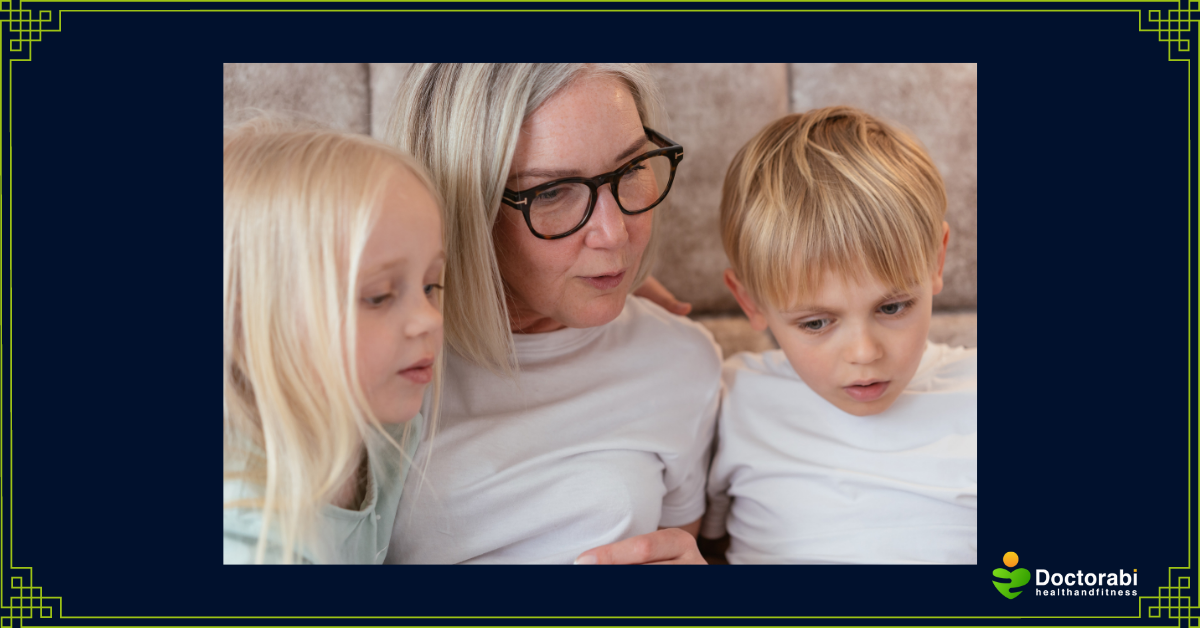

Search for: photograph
xmin=221 ymin=62 xmax=978 ymax=567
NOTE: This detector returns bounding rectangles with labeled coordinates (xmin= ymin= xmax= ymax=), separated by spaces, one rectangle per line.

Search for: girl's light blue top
xmin=223 ymin=416 xmax=422 ymax=564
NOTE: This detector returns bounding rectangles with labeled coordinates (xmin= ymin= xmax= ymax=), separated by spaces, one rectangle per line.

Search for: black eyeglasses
xmin=501 ymin=127 xmax=684 ymax=240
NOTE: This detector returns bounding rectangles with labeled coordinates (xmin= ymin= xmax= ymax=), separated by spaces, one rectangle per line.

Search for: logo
xmin=993 ymin=552 xmax=1031 ymax=599
xmin=991 ymin=552 xmax=1139 ymax=599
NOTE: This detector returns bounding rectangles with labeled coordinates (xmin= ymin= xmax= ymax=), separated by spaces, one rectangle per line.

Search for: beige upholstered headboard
xmin=224 ymin=63 xmax=977 ymax=354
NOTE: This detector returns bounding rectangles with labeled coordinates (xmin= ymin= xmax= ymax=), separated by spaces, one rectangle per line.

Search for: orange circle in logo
xmin=1003 ymin=552 xmax=1019 ymax=568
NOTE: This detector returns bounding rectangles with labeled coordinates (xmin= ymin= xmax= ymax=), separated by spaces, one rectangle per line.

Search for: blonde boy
xmin=701 ymin=106 xmax=977 ymax=564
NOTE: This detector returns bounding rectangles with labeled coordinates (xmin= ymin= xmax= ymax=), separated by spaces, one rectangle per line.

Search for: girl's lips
xmin=399 ymin=358 xmax=434 ymax=384
xmin=843 ymin=381 xmax=889 ymax=402
xmin=581 ymin=270 xmax=625 ymax=290
xmin=399 ymin=365 xmax=433 ymax=384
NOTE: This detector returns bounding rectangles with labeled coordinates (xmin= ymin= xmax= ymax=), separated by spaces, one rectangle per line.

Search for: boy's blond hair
xmin=721 ymin=106 xmax=947 ymax=309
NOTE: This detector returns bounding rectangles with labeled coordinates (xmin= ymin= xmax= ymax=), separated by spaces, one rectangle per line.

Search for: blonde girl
xmin=223 ymin=120 xmax=444 ymax=564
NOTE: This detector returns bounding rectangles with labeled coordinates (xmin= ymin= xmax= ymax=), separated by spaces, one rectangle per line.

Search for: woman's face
xmin=495 ymin=75 xmax=653 ymax=333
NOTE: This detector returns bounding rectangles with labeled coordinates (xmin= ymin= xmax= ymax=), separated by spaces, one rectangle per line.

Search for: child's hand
xmin=574 ymin=528 xmax=706 ymax=564
xmin=634 ymin=276 xmax=692 ymax=316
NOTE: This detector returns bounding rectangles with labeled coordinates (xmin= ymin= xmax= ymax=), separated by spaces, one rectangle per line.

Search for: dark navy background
xmin=3 ymin=3 xmax=1192 ymax=624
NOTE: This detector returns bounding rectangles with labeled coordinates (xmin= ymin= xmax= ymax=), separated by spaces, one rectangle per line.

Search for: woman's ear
xmin=932 ymin=221 xmax=950 ymax=296
xmin=724 ymin=269 xmax=770 ymax=332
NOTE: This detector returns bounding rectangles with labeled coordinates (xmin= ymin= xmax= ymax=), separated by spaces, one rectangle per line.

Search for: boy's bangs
xmin=751 ymin=188 xmax=939 ymax=310
xmin=723 ymin=106 xmax=948 ymax=313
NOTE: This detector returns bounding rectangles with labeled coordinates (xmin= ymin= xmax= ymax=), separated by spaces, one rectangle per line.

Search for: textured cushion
xmin=694 ymin=315 xmax=779 ymax=358
xmin=648 ymin=63 xmax=791 ymax=314
xmin=369 ymin=63 xmax=412 ymax=139
xmin=926 ymin=311 xmax=978 ymax=350
xmin=222 ymin=63 xmax=977 ymax=317
xmin=790 ymin=63 xmax=978 ymax=310
xmin=222 ymin=63 xmax=371 ymax=134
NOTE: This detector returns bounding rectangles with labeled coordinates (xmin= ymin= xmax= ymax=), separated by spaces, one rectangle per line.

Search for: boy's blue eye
xmin=802 ymin=319 xmax=830 ymax=332
xmin=879 ymin=300 xmax=913 ymax=316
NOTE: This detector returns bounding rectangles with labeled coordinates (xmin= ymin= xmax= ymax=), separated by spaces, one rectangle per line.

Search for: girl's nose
xmin=405 ymin=291 xmax=444 ymax=339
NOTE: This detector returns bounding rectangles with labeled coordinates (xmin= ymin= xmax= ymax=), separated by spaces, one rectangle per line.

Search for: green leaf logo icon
xmin=993 ymin=567 xmax=1031 ymax=599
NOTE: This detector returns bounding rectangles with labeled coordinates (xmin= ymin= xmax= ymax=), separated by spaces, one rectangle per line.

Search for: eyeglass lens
xmin=527 ymin=152 xmax=673 ymax=237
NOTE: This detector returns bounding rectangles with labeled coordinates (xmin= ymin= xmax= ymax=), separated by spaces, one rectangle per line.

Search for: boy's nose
xmin=582 ymin=187 xmax=630 ymax=250
xmin=845 ymin=325 xmax=884 ymax=365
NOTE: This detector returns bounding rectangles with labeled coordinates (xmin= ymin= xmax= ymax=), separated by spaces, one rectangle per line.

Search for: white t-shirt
xmin=387 ymin=296 xmax=722 ymax=564
xmin=703 ymin=342 xmax=977 ymax=564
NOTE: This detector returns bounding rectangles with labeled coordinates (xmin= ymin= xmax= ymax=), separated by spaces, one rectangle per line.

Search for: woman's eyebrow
xmin=612 ymin=135 xmax=648 ymax=163
xmin=509 ymin=135 xmax=648 ymax=182
xmin=510 ymin=167 xmax=579 ymax=181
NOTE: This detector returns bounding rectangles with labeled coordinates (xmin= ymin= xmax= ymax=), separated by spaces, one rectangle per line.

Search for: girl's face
xmin=355 ymin=167 xmax=444 ymax=424
xmin=494 ymin=75 xmax=653 ymax=333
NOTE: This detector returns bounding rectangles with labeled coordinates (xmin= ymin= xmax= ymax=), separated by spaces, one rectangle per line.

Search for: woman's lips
xmin=581 ymin=270 xmax=625 ymax=290
xmin=843 ymin=381 xmax=889 ymax=402
xmin=399 ymin=359 xmax=434 ymax=384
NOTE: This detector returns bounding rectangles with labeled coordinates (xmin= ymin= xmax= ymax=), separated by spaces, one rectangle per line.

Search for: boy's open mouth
xmin=843 ymin=380 xmax=889 ymax=402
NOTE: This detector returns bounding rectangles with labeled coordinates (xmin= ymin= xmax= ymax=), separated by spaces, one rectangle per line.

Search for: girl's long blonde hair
xmin=223 ymin=118 xmax=442 ymax=563
xmin=386 ymin=64 xmax=667 ymax=375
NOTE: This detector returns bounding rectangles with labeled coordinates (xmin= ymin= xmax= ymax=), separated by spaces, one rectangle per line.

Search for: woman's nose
xmin=582 ymin=187 xmax=630 ymax=249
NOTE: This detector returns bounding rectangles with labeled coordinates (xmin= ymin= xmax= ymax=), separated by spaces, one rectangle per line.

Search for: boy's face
xmin=725 ymin=223 xmax=949 ymax=417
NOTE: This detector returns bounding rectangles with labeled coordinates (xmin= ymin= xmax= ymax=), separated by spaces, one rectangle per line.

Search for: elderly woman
xmin=383 ymin=64 xmax=721 ymax=565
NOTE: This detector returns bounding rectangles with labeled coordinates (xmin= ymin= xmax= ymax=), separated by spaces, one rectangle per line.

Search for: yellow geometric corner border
xmin=1 ymin=0 xmax=60 ymax=60
xmin=1 ymin=0 xmax=64 ymax=622
xmin=1 ymin=568 xmax=59 ymax=628
xmin=1142 ymin=567 xmax=1200 ymax=627
xmin=1142 ymin=0 xmax=1199 ymax=59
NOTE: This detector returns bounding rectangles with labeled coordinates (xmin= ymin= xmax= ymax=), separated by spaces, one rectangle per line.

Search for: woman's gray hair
xmin=386 ymin=64 xmax=667 ymax=375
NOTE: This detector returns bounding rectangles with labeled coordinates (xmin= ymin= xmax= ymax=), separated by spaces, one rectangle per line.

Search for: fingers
xmin=669 ymin=301 xmax=693 ymax=316
xmin=634 ymin=276 xmax=693 ymax=316
xmin=575 ymin=528 xmax=706 ymax=565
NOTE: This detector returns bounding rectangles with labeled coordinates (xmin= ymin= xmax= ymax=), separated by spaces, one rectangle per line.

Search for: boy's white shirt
xmin=703 ymin=341 xmax=977 ymax=564
xmin=387 ymin=296 xmax=721 ymax=564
